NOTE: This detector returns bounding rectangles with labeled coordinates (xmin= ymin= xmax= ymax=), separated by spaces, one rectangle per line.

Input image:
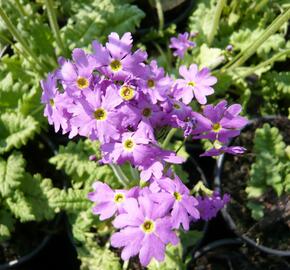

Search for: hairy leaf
xmin=0 ymin=151 xmax=25 ymax=197
xmin=0 ymin=112 xmax=40 ymax=154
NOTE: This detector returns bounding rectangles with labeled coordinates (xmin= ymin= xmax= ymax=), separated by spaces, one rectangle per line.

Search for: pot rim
xmin=214 ymin=116 xmax=290 ymax=257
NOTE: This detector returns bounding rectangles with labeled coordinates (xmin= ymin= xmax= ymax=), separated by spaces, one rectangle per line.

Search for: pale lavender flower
xmin=111 ymin=196 xmax=179 ymax=266
xmin=174 ymin=64 xmax=217 ymax=104
xmin=200 ymin=144 xmax=246 ymax=157
xmin=169 ymin=32 xmax=196 ymax=59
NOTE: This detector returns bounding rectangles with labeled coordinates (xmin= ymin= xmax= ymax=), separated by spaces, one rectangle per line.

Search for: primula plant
xmin=40 ymin=32 xmax=247 ymax=266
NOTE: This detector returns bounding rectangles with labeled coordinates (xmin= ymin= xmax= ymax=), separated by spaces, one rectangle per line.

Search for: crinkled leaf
xmin=0 ymin=151 xmax=25 ymax=197
xmin=0 ymin=112 xmax=40 ymax=154
xmin=0 ymin=209 xmax=15 ymax=242
xmin=61 ymin=0 xmax=145 ymax=50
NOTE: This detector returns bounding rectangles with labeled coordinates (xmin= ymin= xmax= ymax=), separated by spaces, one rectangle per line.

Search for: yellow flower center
xmin=141 ymin=220 xmax=155 ymax=234
xmin=142 ymin=108 xmax=152 ymax=117
xmin=94 ymin=108 xmax=107 ymax=121
xmin=110 ymin=60 xmax=122 ymax=72
xmin=173 ymin=103 xmax=181 ymax=110
xmin=123 ymin=139 xmax=135 ymax=152
xmin=188 ymin=81 xmax=196 ymax=87
xmin=173 ymin=191 xmax=182 ymax=201
xmin=76 ymin=77 xmax=89 ymax=89
xmin=114 ymin=193 xmax=125 ymax=204
xmin=147 ymin=79 xmax=155 ymax=88
xmin=212 ymin=123 xmax=222 ymax=133
xmin=120 ymin=86 xmax=135 ymax=101
xmin=49 ymin=99 xmax=54 ymax=107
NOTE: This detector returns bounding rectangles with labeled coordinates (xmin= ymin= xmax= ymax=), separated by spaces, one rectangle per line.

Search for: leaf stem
xmin=44 ymin=0 xmax=67 ymax=57
xmin=162 ymin=128 xmax=177 ymax=149
xmin=109 ymin=164 xmax=130 ymax=188
xmin=223 ymin=8 xmax=290 ymax=71
xmin=237 ymin=49 xmax=290 ymax=78
xmin=155 ymin=0 xmax=164 ymax=31
xmin=207 ymin=0 xmax=226 ymax=46
xmin=14 ymin=0 xmax=28 ymax=17
xmin=0 ymin=6 xmax=46 ymax=73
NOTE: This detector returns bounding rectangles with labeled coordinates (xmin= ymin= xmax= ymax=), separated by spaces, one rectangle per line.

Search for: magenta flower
xmin=88 ymin=181 xmax=138 ymax=220
xmin=197 ymin=191 xmax=230 ymax=221
xmin=169 ymin=32 xmax=196 ymax=59
xmin=174 ymin=64 xmax=217 ymax=104
xmin=192 ymin=100 xmax=248 ymax=144
xmin=150 ymin=177 xmax=200 ymax=230
xmin=111 ymin=196 xmax=179 ymax=266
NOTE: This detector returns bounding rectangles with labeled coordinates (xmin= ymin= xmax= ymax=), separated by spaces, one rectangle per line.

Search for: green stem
xmin=224 ymin=8 xmax=290 ymax=71
xmin=175 ymin=138 xmax=186 ymax=154
xmin=109 ymin=164 xmax=130 ymax=188
xmin=0 ymin=6 xmax=46 ymax=72
xmin=162 ymin=128 xmax=177 ymax=148
xmin=155 ymin=0 xmax=164 ymax=31
xmin=238 ymin=49 xmax=290 ymax=78
xmin=14 ymin=0 xmax=27 ymax=17
xmin=44 ymin=0 xmax=67 ymax=57
xmin=129 ymin=165 xmax=139 ymax=181
xmin=207 ymin=0 xmax=226 ymax=46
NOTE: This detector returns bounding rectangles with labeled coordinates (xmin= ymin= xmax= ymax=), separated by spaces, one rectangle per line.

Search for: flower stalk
xmin=44 ymin=0 xmax=67 ymax=57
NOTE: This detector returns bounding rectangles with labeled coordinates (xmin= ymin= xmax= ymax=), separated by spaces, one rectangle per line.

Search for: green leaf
xmin=50 ymin=139 xmax=118 ymax=188
xmin=51 ymin=188 xmax=92 ymax=213
xmin=247 ymin=201 xmax=264 ymax=221
xmin=196 ymin=44 xmax=224 ymax=69
xmin=6 ymin=173 xmax=59 ymax=222
xmin=0 ymin=209 xmax=15 ymax=242
xmin=0 ymin=151 xmax=25 ymax=197
xmin=60 ymin=0 xmax=145 ymax=50
xmin=0 ymin=112 xmax=40 ymax=154
xmin=148 ymin=243 xmax=184 ymax=270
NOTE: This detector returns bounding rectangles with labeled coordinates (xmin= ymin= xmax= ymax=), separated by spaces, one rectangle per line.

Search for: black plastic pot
xmin=190 ymin=238 xmax=290 ymax=270
xmin=214 ymin=116 xmax=290 ymax=257
xmin=0 ymin=133 xmax=64 ymax=269
xmin=135 ymin=0 xmax=195 ymax=36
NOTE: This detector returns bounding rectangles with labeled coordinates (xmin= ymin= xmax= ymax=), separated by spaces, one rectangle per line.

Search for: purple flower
xmin=58 ymin=48 xmax=97 ymax=97
xmin=40 ymin=73 xmax=72 ymax=133
xmin=92 ymin=32 xmax=147 ymax=80
xmin=111 ymin=196 xmax=179 ymax=266
xmin=138 ymin=149 xmax=185 ymax=182
xmin=101 ymin=126 xmax=153 ymax=166
xmin=88 ymin=181 xmax=138 ymax=220
xmin=149 ymin=177 xmax=200 ymax=230
xmin=197 ymin=191 xmax=230 ymax=221
xmin=169 ymin=32 xmax=196 ymax=59
xmin=200 ymin=144 xmax=246 ymax=157
xmin=174 ymin=64 xmax=217 ymax=104
xmin=192 ymin=100 xmax=248 ymax=144
xmin=68 ymin=86 xmax=122 ymax=142
xmin=139 ymin=60 xmax=171 ymax=104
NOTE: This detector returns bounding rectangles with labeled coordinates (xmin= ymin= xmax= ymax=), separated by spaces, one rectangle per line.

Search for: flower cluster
xmin=41 ymin=32 xmax=248 ymax=266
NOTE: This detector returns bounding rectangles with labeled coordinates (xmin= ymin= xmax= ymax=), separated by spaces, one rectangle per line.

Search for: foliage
xmin=246 ymin=123 xmax=290 ymax=220
xmin=0 ymin=151 xmax=60 ymax=241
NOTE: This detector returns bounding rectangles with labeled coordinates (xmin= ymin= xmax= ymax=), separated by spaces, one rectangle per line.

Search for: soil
xmin=220 ymin=117 xmax=290 ymax=251
xmin=191 ymin=242 xmax=290 ymax=270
